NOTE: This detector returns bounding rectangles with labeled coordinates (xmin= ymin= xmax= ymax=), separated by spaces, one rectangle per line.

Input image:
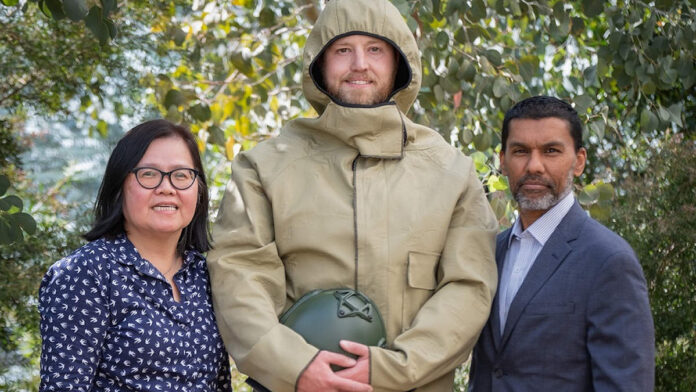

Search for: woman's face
xmin=122 ymin=136 xmax=199 ymax=243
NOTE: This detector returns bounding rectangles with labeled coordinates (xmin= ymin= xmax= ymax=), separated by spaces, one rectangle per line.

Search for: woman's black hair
xmin=84 ymin=119 xmax=211 ymax=254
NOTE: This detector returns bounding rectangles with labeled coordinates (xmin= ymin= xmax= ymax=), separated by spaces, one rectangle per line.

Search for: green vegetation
xmin=1 ymin=0 xmax=694 ymax=390
xmin=604 ymin=137 xmax=696 ymax=391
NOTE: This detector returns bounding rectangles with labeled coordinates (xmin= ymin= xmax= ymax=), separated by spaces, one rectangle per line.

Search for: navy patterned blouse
xmin=39 ymin=235 xmax=232 ymax=391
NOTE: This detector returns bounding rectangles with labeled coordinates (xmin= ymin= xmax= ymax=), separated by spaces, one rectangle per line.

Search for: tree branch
xmin=0 ymin=76 xmax=36 ymax=107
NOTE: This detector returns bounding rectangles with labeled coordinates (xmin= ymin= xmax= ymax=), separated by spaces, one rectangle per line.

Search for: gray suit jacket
xmin=469 ymin=202 xmax=655 ymax=391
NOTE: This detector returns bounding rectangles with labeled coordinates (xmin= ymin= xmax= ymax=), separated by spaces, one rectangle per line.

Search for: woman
xmin=39 ymin=119 xmax=231 ymax=391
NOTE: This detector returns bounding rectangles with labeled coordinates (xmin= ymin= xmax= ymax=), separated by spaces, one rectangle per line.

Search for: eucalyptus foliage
xmin=124 ymin=0 xmax=695 ymax=223
xmin=1 ymin=0 xmax=695 ymax=390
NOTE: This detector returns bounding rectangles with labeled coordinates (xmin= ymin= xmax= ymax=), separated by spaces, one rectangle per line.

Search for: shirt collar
xmin=106 ymin=234 xmax=203 ymax=278
xmin=507 ymin=191 xmax=576 ymax=247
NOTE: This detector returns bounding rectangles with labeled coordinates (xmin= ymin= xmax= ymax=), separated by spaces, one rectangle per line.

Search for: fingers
xmin=297 ymin=350 xmax=371 ymax=392
xmin=318 ymin=349 xmax=357 ymax=368
xmin=333 ymin=377 xmax=373 ymax=392
xmin=340 ymin=340 xmax=369 ymax=357
xmin=335 ymin=341 xmax=370 ymax=384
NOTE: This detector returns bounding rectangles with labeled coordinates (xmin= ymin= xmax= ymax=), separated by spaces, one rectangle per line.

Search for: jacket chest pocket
xmin=401 ymin=251 xmax=440 ymax=331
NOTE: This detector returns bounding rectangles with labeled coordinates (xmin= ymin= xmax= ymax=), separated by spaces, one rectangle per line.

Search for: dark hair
xmin=84 ymin=119 xmax=211 ymax=254
xmin=501 ymin=96 xmax=584 ymax=152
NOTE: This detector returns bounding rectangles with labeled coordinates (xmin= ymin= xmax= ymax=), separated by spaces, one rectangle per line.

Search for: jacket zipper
xmin=351 ymin=153 xmax=360 ymax=290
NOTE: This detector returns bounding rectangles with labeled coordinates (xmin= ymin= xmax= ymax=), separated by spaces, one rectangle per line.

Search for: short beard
xmin=326 ymin=80 xmax=393 ymax=106
xmin=513 ymin=170 xmax=574 ymax=211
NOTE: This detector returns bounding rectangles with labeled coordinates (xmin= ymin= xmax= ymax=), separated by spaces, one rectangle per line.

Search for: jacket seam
xmin=352 ymin=154 xmax=360 ymax=290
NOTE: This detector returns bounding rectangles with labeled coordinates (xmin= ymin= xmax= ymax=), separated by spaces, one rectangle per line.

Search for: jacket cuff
xmin=239 ymin=323 xmax=319 ymax=392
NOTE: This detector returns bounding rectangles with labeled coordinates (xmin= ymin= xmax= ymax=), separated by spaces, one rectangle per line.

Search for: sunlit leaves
xmin=486 ymin=174 xmax=508 ymax=192
xmin=224 ymin=136 xmax=236 ymax=160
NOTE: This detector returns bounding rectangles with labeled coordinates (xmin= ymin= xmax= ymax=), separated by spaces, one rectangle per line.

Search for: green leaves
xmin=43 ymin=0 xmax=66 ymax=19
xmin=259 ymin=7 xmax=277 ymax=28
xmin=469 ymin=0 xmax=487 ymax=21
xmin=582 ymin=0 xmax=604 ymax=17
xmin=667 ymin=103 xmax=684 ymax=127
xmin=578 ymin=182 xmax=614 ymax=221
xmin=189 ymin=103 xmax=212 ymax=122
xmin=0 ymin=175 xmax=37 ymax=245
xmin=30 ymin=0 xmax=118 ymax=44
xmin=492 ymin=77 xmax=508 ymax=98
xmin=63 ymin=0 xmax=88 ymax=21
xmin=518 ymin=55 xmax=539 ymax=84
xmin=0 ymin=176 xmax=8 ymax=196
xmin=582 ymin=65 xmax=598 ymax=88
xmin=164 ymin=89 xmax=186 ymax=108
xmin=101 ymin=0 xmax=116 ymax=15
xmin=483 ymin=49 xmax=502 ymax=67
xmin=640 ymin=108 xmax=660 ymax=132
xmin=435 ymin=31 xmax=449 ymax=50
xmin=0 ymin=195 xmax=22 ymax=211
xmin=85 ymin=6 xmax=111 ymax=45
xmin=573 ymin=94 xmax=593 ymax=114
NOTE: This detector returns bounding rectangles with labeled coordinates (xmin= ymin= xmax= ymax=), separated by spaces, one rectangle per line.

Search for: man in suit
xmin=469 ymin=96 xmax=655 ymax=391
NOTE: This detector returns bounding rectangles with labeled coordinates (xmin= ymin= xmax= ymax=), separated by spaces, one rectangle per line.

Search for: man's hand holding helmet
xmin=297 ymin=341 xmax=372 ymax=392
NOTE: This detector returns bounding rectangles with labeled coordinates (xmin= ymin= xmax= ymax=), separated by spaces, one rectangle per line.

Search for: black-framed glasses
xmin=130 ymin=167 xmax=199 ymax=190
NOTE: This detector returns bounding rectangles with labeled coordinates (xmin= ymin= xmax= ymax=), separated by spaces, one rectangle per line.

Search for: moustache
xmin=345 ymin=72 xmax=374 ymax=81
xmin=516 ymin=175 xmax=553 ymax=190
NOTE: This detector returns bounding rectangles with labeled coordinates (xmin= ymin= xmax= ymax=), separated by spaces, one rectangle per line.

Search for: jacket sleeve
xmin=369 ymin=163 xmax=499 ymax=390
xmin=587 ymin=250 xmax=655 ymax=391
xmin=207 ymin=153 xmax=319 ymax=392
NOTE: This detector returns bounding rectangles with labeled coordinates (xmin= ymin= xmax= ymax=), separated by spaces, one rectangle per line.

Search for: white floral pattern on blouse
xmin=39 ymin=235 xmax=232 ymax=391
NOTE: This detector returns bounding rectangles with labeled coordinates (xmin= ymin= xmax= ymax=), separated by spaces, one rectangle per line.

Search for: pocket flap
xmin=407 ymin=251 xmax=440 ymax=290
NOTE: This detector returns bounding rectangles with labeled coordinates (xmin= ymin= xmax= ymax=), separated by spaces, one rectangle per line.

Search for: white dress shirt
xmin=498 ymin=192 xmax=576 ymax=332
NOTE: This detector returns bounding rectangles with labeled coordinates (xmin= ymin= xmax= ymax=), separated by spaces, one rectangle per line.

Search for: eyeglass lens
xmin=135 ymin=168 xmax=197 ymax=190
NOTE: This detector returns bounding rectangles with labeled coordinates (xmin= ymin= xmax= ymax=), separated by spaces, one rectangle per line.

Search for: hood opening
xmin=309 ymin=31 xmax=412 ymax=108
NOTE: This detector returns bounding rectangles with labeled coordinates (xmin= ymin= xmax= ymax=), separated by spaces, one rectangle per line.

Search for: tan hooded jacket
xmin=208 ymin=0 xmax=498 ymax=391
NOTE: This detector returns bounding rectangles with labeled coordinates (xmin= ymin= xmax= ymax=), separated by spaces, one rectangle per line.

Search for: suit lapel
xmin=490 ymin=230 xmax=511 ymax=351
xmin=498 ymin=202 xmax=587 ymax=351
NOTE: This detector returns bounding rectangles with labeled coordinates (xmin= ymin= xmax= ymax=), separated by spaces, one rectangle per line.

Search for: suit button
xmin=494 ymin=368 xmax=504 ymax=378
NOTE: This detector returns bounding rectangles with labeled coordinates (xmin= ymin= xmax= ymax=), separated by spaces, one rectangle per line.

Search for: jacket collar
xmin=294 ymin=100 xmax=406 ymax=159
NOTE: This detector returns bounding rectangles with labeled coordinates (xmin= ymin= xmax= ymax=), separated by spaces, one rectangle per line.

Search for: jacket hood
xmin=302 ymin=0 xmax=422 ymax=115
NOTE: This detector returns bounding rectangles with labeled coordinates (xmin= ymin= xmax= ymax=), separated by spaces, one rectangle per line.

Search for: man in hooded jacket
xmin=208 ymin=1 xmax=498 ymax=391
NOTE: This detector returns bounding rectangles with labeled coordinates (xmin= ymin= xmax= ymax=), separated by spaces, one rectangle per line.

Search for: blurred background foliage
xmin=1 ymin=0 xmax=694 ymax=390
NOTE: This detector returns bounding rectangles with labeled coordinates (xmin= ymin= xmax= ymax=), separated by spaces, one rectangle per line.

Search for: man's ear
xmin=574 ymin=147 xmax=587 ymax=176
xmin=499 ymin=149 xmax=508 ymax=176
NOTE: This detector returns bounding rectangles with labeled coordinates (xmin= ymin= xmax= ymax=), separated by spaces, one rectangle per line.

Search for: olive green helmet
xmin=280 ymin=288 xmax=387 ymax=358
